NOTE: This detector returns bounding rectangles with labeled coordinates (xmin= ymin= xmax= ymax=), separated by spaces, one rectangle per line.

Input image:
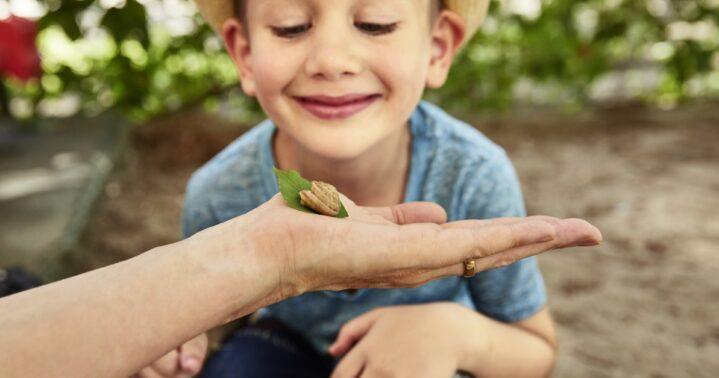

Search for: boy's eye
xmin=355 ymin=22 xmax=398 ymax=35
xmin=271 ymin=24 xmax=312 ymax=38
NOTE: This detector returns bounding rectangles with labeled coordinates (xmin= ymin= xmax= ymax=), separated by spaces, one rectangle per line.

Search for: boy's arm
xmin=461 ymin=151 xmax=556 ymax=376
xmin=329 ymin=303 xmax=558 ymax=378
xmin=455 ymin=308 xmax=557 ymax=377
xmin=329 ymin=152 xmax=560 ymax=378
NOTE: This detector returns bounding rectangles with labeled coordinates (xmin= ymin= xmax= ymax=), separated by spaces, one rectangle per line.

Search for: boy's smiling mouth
xmin=293 ymin=93 xmax=382 ymax=120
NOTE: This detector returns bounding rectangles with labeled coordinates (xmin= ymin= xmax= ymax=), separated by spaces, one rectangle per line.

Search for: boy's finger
xmin=331 ymin=347 xmax=366 ymax=378
xmin=147 ymin=349 xmax=180 ymax=376
xmin=329 ymin=309 xmax=383 ymax=356
xmin=136 ymin=366 xmax=170 ymax=378
xmin=361 ymin=202 xmax=448 ymax=225
xmin=179 ymin=333 xmax=208 ymax=374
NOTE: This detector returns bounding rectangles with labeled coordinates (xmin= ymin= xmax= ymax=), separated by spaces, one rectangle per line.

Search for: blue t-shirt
xmin=183 ymin=101 xmax=547 ymax=353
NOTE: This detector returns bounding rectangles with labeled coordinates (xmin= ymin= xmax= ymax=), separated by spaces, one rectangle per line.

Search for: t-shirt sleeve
xmin=462 ymin=151 xmax=547 ymax=323
xmin=181 ymin=171 xmax=221 ymax=238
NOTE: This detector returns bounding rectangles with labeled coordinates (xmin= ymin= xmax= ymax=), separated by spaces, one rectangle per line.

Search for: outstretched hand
xmin=215 ymin=193 xmax=601 ymax=300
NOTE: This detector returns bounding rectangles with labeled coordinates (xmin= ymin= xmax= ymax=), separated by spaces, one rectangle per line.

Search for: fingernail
xmin=578 ymin=239 xmax=601 ymax=247
xmin=182 ymin=356 xmax=200 ymax=372
xmin=576 ymin=231 xmax=602 ymax=247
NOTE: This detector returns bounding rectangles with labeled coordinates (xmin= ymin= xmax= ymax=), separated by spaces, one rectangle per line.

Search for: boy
xmin=137 ymin=0 xmax=558 ymax=376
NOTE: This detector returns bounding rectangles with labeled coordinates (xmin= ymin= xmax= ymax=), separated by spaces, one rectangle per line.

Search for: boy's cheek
xmin=252 ymin=56 xmax=302 ymax=91
xmin=375 ymin=44 xmax=430 ymax=82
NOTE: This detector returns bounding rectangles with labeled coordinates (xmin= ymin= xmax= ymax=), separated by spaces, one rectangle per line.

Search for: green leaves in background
xmin=273 ymin=168 xmax=349 ymax=218
xmin=39 ymin=0 xmax=93 ymax=40
xmin=101 ymin=0 xmax=149 ymax=48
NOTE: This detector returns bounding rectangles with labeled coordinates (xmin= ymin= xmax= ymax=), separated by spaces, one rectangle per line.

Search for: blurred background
xmin=0 ymin=0 xmax=717 ymax=376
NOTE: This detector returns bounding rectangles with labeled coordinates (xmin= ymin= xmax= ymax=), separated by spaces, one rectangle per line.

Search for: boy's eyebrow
xmin=253 ymin=0 xmax=312 ymax=20
xmin=244 ymin=0 xmax=437 ymax=29
xmin=358 ymin=0 xmax=439 ymax=27
xmin=356 ymin=2 xmax=404 ymax=15
xmin=251 ymin=0 xmax=424 ymax=17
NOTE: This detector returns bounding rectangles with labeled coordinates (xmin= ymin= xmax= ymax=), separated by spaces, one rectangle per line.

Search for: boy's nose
xmin=304 ymin=33 xmax=363 ymax=81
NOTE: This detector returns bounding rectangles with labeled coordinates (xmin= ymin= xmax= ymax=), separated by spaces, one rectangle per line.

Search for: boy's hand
xmin=329 ymin=303 xmax=482 ymax=378
xmin=132 ymin=333 xmax=208 ymax=378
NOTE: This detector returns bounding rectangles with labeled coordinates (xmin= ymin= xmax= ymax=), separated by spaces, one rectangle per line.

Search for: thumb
xmin=179 ymin=333 xmax=209 ymax=374
xmin=362 ymin=202 xmax=447 ymax=225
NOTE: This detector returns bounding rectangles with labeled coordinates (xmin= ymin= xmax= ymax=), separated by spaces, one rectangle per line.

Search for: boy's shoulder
xmin=414 ymin=101 xmax=513 ymax=184
xmin=411 ymin=102 xmax=521 ymax=219
xmin=415 ymin=101 xmax=507 ymax=164
xmin=188 ymin=120 xmax=273 ymax=188
xmin=184 ymin=120 xmax=276 ymax=223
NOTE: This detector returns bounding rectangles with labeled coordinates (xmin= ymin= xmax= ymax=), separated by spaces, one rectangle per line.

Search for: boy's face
xmin=223 ymin=0 xmax=464 ymax=160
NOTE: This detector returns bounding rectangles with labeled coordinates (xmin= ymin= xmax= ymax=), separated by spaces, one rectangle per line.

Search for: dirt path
xmin=81 ymin=105 xmax=719 ymax=377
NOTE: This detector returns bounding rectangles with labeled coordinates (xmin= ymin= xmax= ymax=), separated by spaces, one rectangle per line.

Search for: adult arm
xmin=0 ymin=195 xmax=600 ymax=377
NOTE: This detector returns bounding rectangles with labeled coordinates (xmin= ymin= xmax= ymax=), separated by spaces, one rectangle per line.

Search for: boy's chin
xmin=299 ymin=137 xmax=378 ymax=162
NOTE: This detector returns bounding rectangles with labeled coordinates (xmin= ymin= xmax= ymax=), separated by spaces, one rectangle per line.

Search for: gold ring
xmin=463 ymin=260 xmax=476 ymax=278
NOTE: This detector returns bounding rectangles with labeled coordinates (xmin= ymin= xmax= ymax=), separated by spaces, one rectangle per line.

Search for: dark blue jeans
xmin=201 ymin=319 xmax=335 ymax=378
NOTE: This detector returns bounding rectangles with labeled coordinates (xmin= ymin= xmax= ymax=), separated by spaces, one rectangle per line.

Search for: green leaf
xmin=337 ymin=203 xmax=349 ymax=218
xmin=273 ymin=167 xmax=312 ymax=213
xmin=273 ymin=167 xmax=349 ymax=218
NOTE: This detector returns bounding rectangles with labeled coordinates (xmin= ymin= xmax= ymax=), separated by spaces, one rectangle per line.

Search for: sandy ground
xmin=79 ymin=104 xmax=719 ymax=377
xmin=485 ymin=106 xmax=719 ymax=377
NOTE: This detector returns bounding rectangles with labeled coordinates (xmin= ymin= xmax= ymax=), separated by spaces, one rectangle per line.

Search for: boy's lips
xmin=293 ymin=94 xmax=381 ymax=120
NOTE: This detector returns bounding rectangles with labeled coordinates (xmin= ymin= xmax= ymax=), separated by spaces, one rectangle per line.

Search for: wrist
xmin=449 ymin=304 xmax=491 ymax=374
xmin=180 ymin=218 xmax=281 ymax=324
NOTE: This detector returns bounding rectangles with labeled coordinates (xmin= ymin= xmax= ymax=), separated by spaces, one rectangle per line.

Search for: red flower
xmin=0 ymin=16 xmax=42 ymax=81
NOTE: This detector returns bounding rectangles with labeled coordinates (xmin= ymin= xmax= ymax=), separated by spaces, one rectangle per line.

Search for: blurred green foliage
xmin=433 ymin=0 xmax=719 ymax=113
xmin=8 ymin=0 xmax=719 ymax=120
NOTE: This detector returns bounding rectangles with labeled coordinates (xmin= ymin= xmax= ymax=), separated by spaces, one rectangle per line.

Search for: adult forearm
xmin=0 ymin=196 xmax=601 ymax=377
xmin=460 ymin=316 xmax=556 ymax=378
xmin=0 ymin=233 xmax=272 ymax=377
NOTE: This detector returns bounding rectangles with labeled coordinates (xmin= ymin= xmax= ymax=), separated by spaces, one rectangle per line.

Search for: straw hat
xmin=195 ymin=0 xmax=489 ymax=43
